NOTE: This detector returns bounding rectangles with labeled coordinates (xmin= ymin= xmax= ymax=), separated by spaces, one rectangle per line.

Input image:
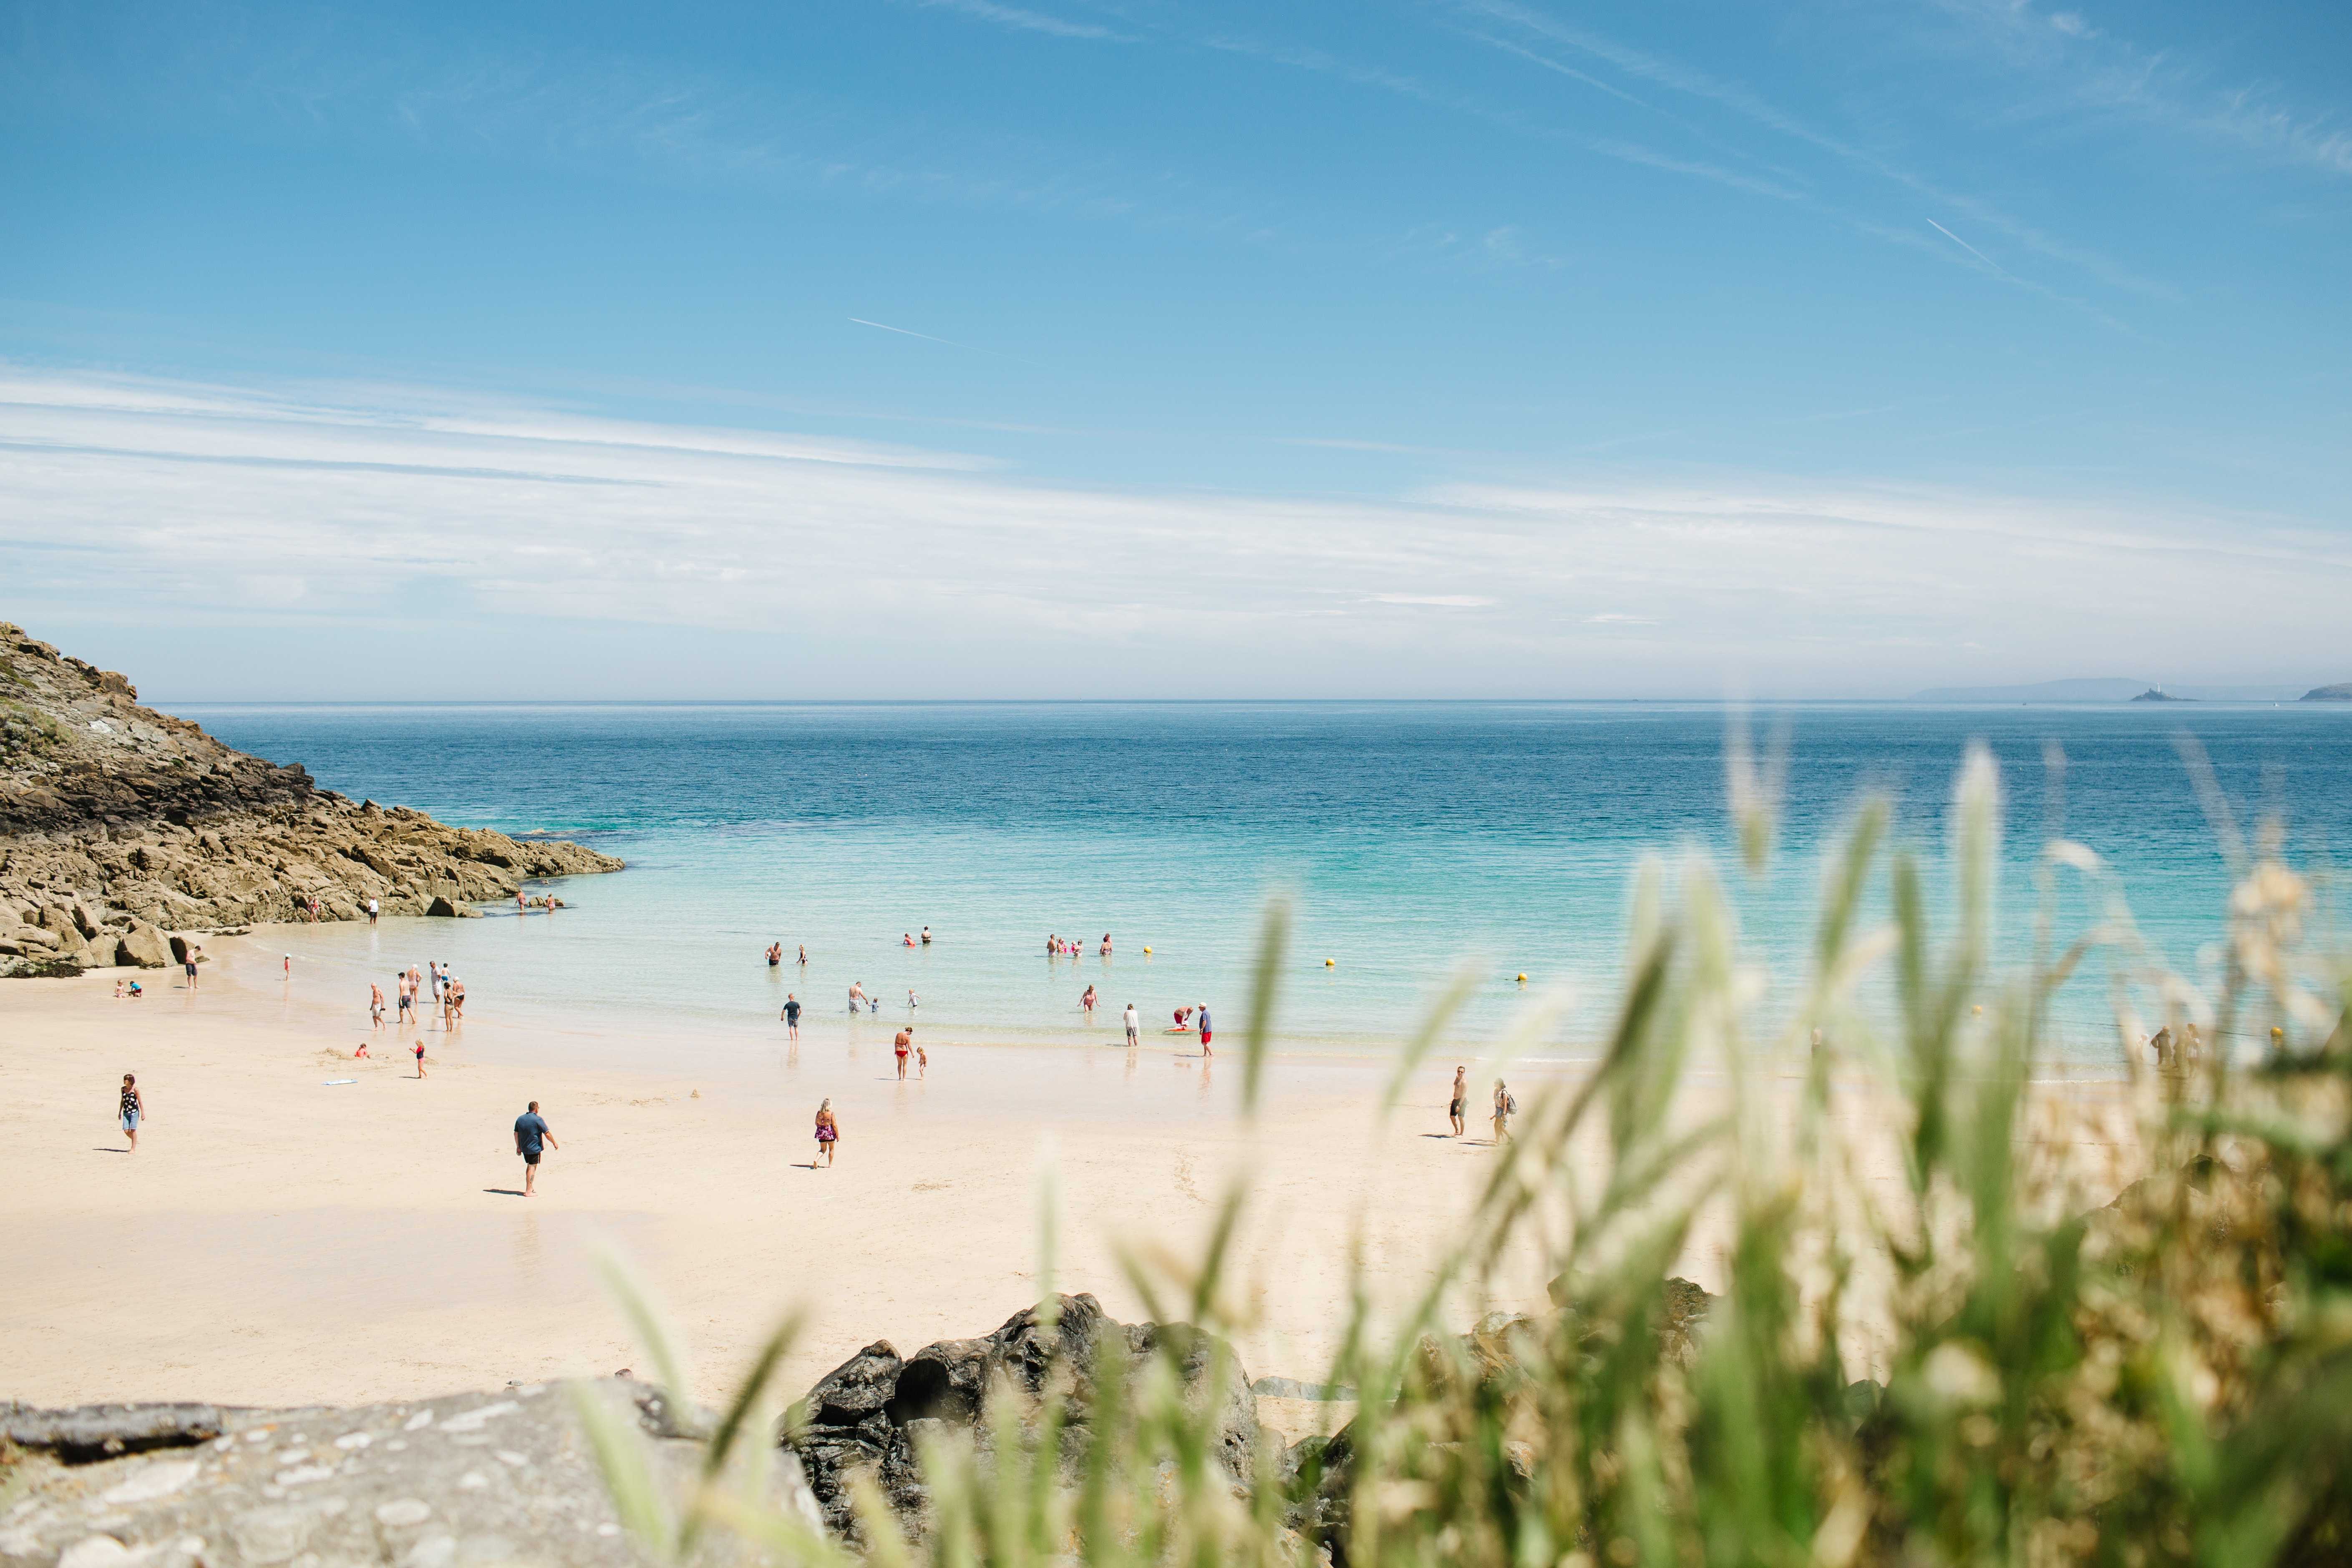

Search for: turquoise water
xmin=186 ymin=702 xmax=2351 ymax=1061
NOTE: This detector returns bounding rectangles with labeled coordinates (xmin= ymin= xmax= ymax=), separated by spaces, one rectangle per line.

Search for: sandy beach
xmin=1 ymin=924 xmax=2140 ymax=1430
xmin=1 ymin=926 xmax=1576 ymax=1424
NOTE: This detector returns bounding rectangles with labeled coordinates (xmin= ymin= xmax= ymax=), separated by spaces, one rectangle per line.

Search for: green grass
xmin=580 ymin=743 xmax=2352 ymax=1566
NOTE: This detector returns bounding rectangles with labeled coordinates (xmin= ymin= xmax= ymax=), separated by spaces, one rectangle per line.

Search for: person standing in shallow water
xmin=1196 ymin=1004 xmax=1213 ymax=1057
xmin=1449 ymin=1065 xmax=1467 ymax=1137
xmin=118 ymin=1073 xmax=144 ymax=1152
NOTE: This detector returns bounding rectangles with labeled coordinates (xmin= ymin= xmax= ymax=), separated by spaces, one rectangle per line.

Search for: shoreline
xmin=2 ymin=923 xmax=2140 ymax=1426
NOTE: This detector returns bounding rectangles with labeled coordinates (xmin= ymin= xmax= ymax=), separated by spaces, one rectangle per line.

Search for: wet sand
xmin=1 ymin=925 xmax=2138 ymax=1427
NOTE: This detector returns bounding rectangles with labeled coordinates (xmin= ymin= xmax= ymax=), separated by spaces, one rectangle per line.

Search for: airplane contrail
xmin=1925 ymin=218 xmax=2001 ymax=272
xmin=849 ymin=317 xmax=978 ymax=350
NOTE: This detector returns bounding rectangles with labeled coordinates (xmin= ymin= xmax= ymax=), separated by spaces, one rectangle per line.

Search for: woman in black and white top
xmin=119 ymin=1072 xmax=145 ymax=1152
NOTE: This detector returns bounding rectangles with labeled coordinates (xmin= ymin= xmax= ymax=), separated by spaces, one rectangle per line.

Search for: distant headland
xmin=2 ymin=622 xmax=622 ymax=976
xmin=1913 ymin=678 xmax=2322 ymax=703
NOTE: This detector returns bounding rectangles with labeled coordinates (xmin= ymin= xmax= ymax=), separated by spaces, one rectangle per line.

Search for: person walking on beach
xmin=184 ymin=949 xmax=200 ymax=991
xmin=1123 ymin=1002 xmax=1139 ymax=1048
xmin=1491 ymin=1080 xmax=1514 ymax=1144
xmin=894 ymin=1028 xmax=912 ymax=1079
xmin=782 ymin=993 xmax=802 ymax=1041
xmin=917 ymin=1041 xmax=928 ymax=1078
xmin=1197 ymin=1004 xmax=1213 ymax=1057
xmin=813 ymin=1099 xmax=839 ymax=1167
xmin=451 ymin=978 xmax=466 ymax=1022
xmin=413 ymin=1039 xmax=428 ymax=1079
xmin=513 ymin=1100 xmax=557 ymax=1196
xmin=1448 ymin=1066 xmax=1467 ymax=1136
xmin=370 ymin=984 xmax=385 ymax=1031
xmin=283 ymin=953 xmax=292 ymax=979
xmin=118 ymin=1072 xmax=144 ymax=1152
xmin=396 ymin=976 xmax=414 ymax=1025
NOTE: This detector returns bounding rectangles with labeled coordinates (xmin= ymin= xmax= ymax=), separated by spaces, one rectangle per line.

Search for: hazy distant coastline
xmin=1911 ymin=678 xmax=2314 ymax=703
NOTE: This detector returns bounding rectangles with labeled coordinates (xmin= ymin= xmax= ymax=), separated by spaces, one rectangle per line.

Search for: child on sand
xmin=813 ymin=1100 xmax=839 ymax=1166
xmin=917 ymin=1042 xmax=928 ymax=1078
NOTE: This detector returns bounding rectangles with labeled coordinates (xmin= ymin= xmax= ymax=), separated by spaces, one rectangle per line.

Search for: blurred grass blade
xmin=1240 ymin=893 xmax=1292 ymax=1116
xmin=568 ymin=1382 xmax=674 ymax=1560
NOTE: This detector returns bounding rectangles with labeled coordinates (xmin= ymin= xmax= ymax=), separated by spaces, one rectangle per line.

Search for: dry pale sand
xmin=0 ymin=928 xmax=2138 ymax=1431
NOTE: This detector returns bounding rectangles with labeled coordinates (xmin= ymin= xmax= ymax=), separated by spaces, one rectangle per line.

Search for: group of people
xmin=1445 ymin=1065 xmax=1516 ymax=1142
xmin=843 ymin=979 xmax=915 ymax=1014
xmin=766 ymin=941 xmax=808 ymax=967
xmin=1047 ymin=932 xmax=1111 ymax=956
xmin=1119 ymin=1001 xmax=1212 ymax=1053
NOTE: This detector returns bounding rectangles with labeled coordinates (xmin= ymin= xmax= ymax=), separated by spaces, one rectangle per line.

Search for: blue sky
xmin=2 ymin=0 xmax=2347 ymax=698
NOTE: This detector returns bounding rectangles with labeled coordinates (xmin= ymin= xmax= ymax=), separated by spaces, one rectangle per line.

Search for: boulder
xmin=785 ymin=1294 xmax=1263 ymax=1541
xmin=425 ymin=895 xmax=461 ymax=918
xmin=0 ymin=1381 xmax=818 ymax=1568
xmin=115 ymin=919 xmax=171 ymax=969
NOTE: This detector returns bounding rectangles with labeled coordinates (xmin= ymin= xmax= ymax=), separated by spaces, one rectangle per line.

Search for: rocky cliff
xmin=0 ymin=622 xmax=621 ymax=975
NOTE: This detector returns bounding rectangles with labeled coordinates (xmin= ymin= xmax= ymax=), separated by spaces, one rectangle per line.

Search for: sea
xmin=185 ymin=702 xmax=2352 ymax=1067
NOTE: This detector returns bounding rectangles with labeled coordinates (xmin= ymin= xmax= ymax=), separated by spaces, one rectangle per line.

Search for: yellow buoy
xmin=1516 ymin=972 xmax=1527 ymax=983
xmin=1325 ymin=958 xmax=1335 ymax=967
xmin=1143 ymin=946 xmax=1152 ymax=954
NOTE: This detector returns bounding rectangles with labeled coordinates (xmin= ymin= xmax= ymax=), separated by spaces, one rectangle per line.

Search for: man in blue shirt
xmin=514 ymin=1101 xmax=558 ymax=1197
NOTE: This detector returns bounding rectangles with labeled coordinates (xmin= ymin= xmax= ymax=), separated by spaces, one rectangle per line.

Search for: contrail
xmin=1925 ymin=218 xmax=2001 ymax=272
xmin=849 ymin=317 xmax=979 ymax=350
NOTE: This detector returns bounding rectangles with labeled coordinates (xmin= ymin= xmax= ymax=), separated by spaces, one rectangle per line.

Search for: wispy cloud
xmin=911 ymin=0 xmax=1127 ymax=42
xmin=1929 ymin=0 xmax=2352 ymax=181
xmin=5 ymin=368 xmax=2349 ymax=696
xmin=1450 ymin=0 xmax=2180 ymax=302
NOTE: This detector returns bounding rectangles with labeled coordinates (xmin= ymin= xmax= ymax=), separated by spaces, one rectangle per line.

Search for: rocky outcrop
xmin=785 ymin=1293 xmax=1264 ymax=1541
xmin=0 ymin=1382 xmax=818 ymax=1568
xmin=0 ymin=623 xmax=620 ymax=975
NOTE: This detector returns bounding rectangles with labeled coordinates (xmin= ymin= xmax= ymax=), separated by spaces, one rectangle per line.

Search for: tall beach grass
xmin=578 ymin=742 xmax=2352 ymax=1566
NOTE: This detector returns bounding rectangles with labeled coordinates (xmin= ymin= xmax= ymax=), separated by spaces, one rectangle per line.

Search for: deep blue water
xmin=184 ymin=702 xmax=2350 ymax=1059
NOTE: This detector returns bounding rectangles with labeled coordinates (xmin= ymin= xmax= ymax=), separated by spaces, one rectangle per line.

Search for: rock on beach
xmin=0 ymin=1383 xmax=816 ymax=1568
xmin=0 ymin=622 xmax=620 ymax=974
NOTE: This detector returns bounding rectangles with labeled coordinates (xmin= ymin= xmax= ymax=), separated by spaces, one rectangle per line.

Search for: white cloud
xmin=4 ymin=367 xmax=2348 ymax=697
